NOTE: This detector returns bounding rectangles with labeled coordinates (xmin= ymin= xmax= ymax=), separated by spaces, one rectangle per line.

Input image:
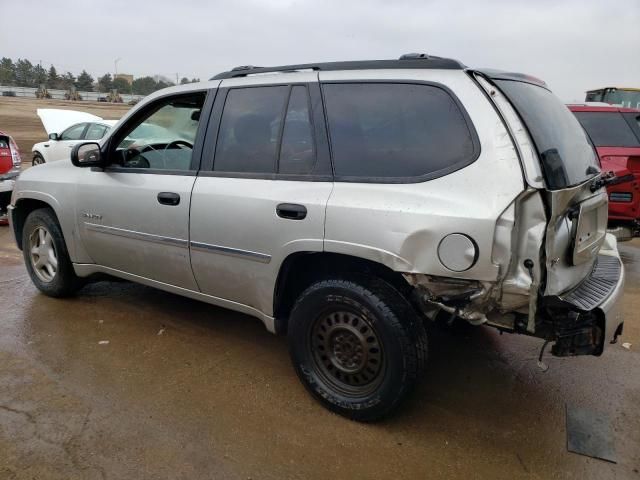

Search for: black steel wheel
xmin=288 ymin=276 xmax=427 ymax=422
xmin=310 ymin=308 xmax=385 ymax=397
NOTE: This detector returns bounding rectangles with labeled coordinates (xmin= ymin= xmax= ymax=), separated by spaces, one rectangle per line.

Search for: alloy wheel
xmin=29 ymin=226 xmax=58 ymax=282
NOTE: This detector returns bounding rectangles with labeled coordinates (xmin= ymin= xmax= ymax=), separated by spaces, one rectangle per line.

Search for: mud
xmin=1 ymin=225 xmax=639 ymax=479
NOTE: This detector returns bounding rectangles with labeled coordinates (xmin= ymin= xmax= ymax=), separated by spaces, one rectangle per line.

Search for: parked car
xmin=31 ymin=109 xmax=117 ymax=165
xmin=569 ymin=104 xmax=640 ymax=240
xmin=8 ymin=55 xmax=625 ymax=421
xmin=0 ymin=131 xmax=21 ymax=224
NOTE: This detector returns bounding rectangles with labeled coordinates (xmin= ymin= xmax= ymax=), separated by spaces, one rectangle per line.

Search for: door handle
xmin=276 ymin=203 xmax=307 ymax=220
xmin=157 ymin=192 xmax=180 ymax=206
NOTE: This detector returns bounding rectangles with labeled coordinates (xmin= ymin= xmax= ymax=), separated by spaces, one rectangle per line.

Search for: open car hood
xmin=36 ymin=109 xmax=103 ymax=135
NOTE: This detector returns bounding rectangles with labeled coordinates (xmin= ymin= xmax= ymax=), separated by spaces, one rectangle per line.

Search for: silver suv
xmin=8 ymin=54 xmax=626 ymax=421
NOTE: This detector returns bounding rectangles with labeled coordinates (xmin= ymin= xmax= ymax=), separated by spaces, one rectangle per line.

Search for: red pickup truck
xmin=569 ymin=104 xmax=640 ymax=240
xmin=0 ymin=130 xmax=22 ymax=224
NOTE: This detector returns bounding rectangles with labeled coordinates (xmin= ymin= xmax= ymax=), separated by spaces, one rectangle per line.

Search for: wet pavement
xmin=1 ymin=224 xmax=639 ymax=480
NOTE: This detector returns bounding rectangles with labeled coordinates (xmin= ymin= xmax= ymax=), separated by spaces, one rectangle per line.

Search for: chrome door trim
xmin=189 ymin=241 xmax=271 ymax=264
xmin=84 ymin=222 xmax=188 ymax=248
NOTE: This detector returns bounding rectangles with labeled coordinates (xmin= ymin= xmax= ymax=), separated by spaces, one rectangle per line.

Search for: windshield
xmin=496 ymin=80 xmax=600 ymax=190
xmin=573 ymin=111 xmax=640 ymax=147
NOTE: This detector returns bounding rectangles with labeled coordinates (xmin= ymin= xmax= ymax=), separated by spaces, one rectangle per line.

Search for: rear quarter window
xmin=322 ymin=83 xmax=479 ymax=181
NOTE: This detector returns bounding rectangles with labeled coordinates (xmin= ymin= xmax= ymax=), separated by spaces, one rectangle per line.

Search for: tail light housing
xmin=9 ymin=138 xmax=21 ymax=167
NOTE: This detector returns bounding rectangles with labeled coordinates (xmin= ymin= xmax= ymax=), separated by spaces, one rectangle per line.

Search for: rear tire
xmin=32 ymin=152 xmax=45 ymax=166
xmin=22 ymin=208 xmax=82 ymax=297
xmin=288 ymin=276 xmax=427 ymax=422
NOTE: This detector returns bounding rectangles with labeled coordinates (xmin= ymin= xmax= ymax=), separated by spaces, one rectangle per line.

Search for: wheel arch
xmin=273 ymin=251 xmax=415 ymax=334
xmin=32 ymin=149 xmax=47 ymax=163
xmin=12 ymin=195 xmax=63 ymax=250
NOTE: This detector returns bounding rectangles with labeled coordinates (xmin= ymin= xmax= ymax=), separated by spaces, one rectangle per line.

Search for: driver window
xmin=60 ymin=123 xmax=87 ymax=141
xmin=114 ymin=93 xmax=206 ymax=171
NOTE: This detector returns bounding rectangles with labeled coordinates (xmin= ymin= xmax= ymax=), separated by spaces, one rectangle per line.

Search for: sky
xmin=1 ymin=0 xmax=638 ymax=101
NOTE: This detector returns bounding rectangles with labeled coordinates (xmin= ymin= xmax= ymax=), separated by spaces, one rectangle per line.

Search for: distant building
xmin=115 ymin=74 xmax=134 ymax=85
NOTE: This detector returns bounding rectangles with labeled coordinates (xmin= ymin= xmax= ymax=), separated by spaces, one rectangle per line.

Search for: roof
xmin=211 ymin=54 xmax=466 ymax=80
xmin=567 ymin=104 xmax=640 ymax=113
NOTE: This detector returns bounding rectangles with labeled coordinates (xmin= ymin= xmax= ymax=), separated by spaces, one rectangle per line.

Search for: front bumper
xmin=541 ymin=234 xmax=625 ymax=356
xmin=0 ymin=177 xmax=16 ymax=193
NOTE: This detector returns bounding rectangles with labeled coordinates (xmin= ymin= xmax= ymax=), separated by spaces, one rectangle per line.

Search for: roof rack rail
xmin=211 ymin=55 xmax=465 ymax=80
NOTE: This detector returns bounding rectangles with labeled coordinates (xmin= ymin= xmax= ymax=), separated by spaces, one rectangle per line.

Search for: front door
xmin=76 ymin=91 xmax=210 ymax=289
xmin=48 ymin=122 xmax=87 ymax=162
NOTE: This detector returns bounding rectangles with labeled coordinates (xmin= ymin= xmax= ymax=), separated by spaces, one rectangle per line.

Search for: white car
xmin=31 ymin=109 xmax=117 ymax=165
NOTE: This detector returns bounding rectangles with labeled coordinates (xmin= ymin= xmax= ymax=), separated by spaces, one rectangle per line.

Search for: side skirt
xmin=72 ymin=263 xmax=277 ymax=333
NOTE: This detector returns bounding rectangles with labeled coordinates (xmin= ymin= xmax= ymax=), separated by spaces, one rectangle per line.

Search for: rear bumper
xmin=541 ymin=234 xmax=625 ymax=355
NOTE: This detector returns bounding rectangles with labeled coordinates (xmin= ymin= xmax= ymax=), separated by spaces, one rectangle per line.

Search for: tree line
xmin=0 ymin=57 xmax=200 ymax=96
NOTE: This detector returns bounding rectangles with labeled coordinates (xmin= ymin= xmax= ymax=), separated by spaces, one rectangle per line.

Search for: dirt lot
xmin=0 ymin=231 xmax=639 ymax=480
xmin=0 ymin=96 xmax=639 ymax=479
xmin=0 ymin=97 xmax=131 ymax=158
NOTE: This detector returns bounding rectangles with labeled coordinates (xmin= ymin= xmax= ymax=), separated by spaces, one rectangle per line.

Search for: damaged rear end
xmin=412 ymin=71 xmax=625 ymax=358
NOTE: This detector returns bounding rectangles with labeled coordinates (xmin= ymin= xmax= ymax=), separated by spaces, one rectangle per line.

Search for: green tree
xmin=47 ymin=65 xmax=60 ymax=88
xmin=155 ymin=80 xmax=172 ymax=91
xmin=180 ymin=77 xmax=190 ymax=85
xmin=61 ymin=72 xmax=76 ymax=89
xmin=14 ymin=58 xmax=35 ymax=87
xmin=112 ymin=77 xmax=130 ymax=92
xmin=131 ymin=76 xmax=157 ymax=95
xmin=191 ymin=78 xmax=200 ymax=83
xmin=0 ymin=58 xmax=15 ymax=85
xmin=76 ymin=70 xmax=94 ymax=91
xmin=97 ymin=73 xmax=113 ymax=92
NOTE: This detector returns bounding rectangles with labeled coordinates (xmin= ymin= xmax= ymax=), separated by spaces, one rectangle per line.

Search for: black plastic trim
xmin=543 ymin=255 xmax=621 ymax=312
xmin=319 ymin=79 xmax=481 ymax=184
xmin=197 ymin=170 xmax=333 ymax=182
xmin=211 ymin=57 xmax=465 ymax=80
xmin=473 ymin=68 xmax=550 ymax=90
xmin=100 ymin=167 xmax=197 ymax=176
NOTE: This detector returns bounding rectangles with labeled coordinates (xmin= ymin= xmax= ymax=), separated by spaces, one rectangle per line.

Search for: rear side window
xmin=279 ymin=86 xmax=315 ymax=174
xmin=322 ymin=83 xmax=477 ymax=180
xmin=573 ymin=112 xmax=640 ymax=147
xmin=214 ymin=85 xmax=316 ymax=175
xmin=215 ymin=86 xmax=289 ymax=174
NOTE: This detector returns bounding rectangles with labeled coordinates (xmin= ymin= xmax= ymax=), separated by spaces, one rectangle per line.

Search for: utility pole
xmin=176 ymin=73 xmax=179 ymax=85
xmin=114 ymin=57 xmax=122 ymax=79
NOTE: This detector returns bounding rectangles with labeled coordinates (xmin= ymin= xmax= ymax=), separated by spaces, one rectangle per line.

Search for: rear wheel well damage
xmin=11 ymin=199 xmax=57 ymax=250
xmin=273 ymin=252 xmax=414 ymax=334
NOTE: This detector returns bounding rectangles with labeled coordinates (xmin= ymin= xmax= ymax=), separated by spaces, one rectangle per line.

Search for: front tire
xmin=22 ymin=208 xmax=82 ymax=297
xmin=32 ymin=152 xmax=45 ymax=166
xmin=288 ymin=277 xmax=427 ymax=422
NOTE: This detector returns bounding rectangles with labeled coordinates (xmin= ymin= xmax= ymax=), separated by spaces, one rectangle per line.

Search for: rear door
xmin=190 ymin=73 xmax=333 ymax=317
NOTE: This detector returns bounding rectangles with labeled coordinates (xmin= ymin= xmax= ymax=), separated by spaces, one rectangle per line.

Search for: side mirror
xmin=48 ymin=133 xmax=59 ymax=141
xmin=71 ymin=142 xmax=104 ymax=168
